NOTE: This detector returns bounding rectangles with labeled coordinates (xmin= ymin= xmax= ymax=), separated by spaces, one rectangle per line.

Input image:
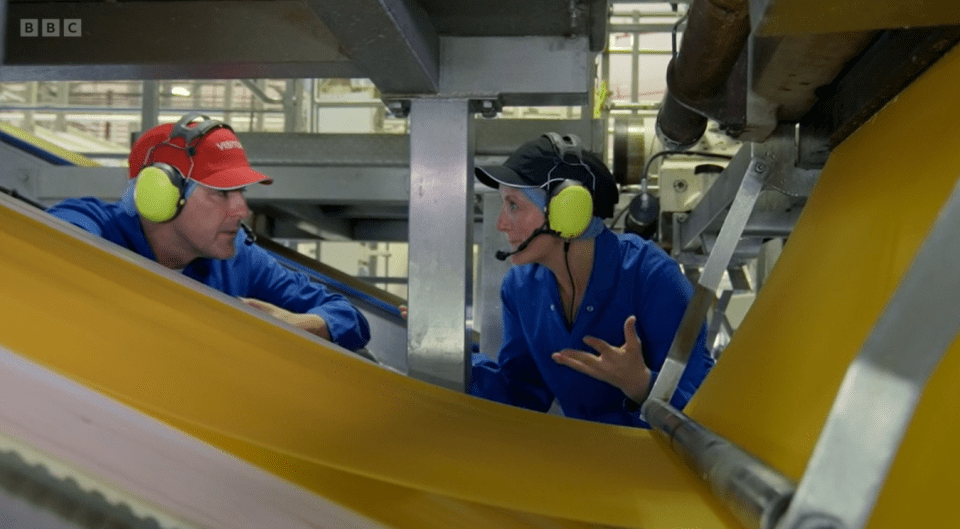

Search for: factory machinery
xmin=2 ymin=0 xmax=960 ymax=528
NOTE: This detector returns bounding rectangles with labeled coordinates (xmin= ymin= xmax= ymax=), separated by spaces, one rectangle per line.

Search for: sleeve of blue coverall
xmin=469 ymin=282 xmax=554 ymax=412
xmin=45 ymin=199 xmax=107 ymax=237
xmin=245 ymin=245 xmax=371 ymax=351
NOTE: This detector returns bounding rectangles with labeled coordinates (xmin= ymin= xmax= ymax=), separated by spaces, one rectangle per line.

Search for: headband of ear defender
xmin=543 ymin=132 xmax=595 ymax=239
xmin=133 ymin=113 xmax=232 ymax=223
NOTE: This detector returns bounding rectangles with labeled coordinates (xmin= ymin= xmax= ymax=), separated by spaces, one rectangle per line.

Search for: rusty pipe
xmin=657 ymin=0 xmax=751 ymax=150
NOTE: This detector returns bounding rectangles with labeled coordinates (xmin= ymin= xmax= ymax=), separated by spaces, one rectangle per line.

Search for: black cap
xmin=475 ymin=134 xmax=619 ymax=218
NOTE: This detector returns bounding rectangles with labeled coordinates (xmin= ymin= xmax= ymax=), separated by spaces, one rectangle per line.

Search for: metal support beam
xmin=677 ymin=146 xmax=752 ymax=250
xmin=140 ymin=81 xmax=159 ymax=134
xmin=406 ymin=99 xmax=473 ymax=391
xmin=477 ymin=192 xmax=511 ymax=359
xmin=609 ymin=23 xmax=688 ymax=34
xmin=682 ymin=237 xmax=765 ymax=267
xmin=353 ymin=220 xmax=409 ymax=242
xmin=267 ymin=204 xmax=353 ymax=241
xmin=1 ymin=1 xmax=360 ymax=82
xmin=707 ymin=290 xmax=733 ymax=348
xmin=305 ymin=0 xmax=439 ymax=95
xmin=283 ymin=80 xmax=302 ymax=133
xmin=706 ymin=289 xmax=734 ymax=359
xmin=31 ymin=166 xmax=410 ymax=205
xmin=241 ymin=80 xmax=284 ymax=104
xmin=755 ymin=237 xmax=783 ymax=290
xmin=437 ymin=36 xmax=592 ymax=107
xmin=649 ymin=146 xmax=771 ymax=405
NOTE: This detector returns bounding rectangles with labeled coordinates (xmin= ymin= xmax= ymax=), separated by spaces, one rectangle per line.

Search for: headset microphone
xmin=240 ymin=223 xmax=256 ymax=245
xmin=495 ymin=225 xmax=552 ymax=261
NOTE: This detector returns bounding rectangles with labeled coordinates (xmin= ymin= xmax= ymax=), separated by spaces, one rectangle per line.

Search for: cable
xmin=610 ymin=200 xmax=632 ymax=230
xmin=671 ymin=9 xmax=688 ymax=58
xmin=563 ymin=240 xmax=575 ymax=327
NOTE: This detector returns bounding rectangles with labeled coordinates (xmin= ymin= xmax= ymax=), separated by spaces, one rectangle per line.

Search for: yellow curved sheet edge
xmin=0 ymin=206 xmax=734 ymax=527
xmin=685 ymin=43 xmax=960 ymax=527
xmin=753 ymin=0 xmax=960 ymax=35
xmin=0 ymin=122 xmax=102 ymax=167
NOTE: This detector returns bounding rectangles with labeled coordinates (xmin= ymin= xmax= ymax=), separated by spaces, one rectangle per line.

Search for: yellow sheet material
xmin=685 ymin=43 xmax=960 ymax=528
xmin=754 ymin=0 xmax=960 ymax=35
xmin=0 ymin=207 xmax=735 ymax=528
xmin=0 ymin=122 xmax=102 ymax=167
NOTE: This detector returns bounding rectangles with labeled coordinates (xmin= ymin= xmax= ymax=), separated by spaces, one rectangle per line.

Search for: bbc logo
xmin=20 ymin=19 xmax=82 ymax=37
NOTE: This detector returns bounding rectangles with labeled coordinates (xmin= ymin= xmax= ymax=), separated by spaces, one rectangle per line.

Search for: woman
xmin=470 ymin=133 xmax=714 ymax=427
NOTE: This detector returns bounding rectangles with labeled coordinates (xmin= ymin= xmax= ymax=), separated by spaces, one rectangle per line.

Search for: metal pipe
xmin=610 ymin=101 xmax=661 ymax=111
xmin=643 ymin=399 xmax=795 ymax=529
xmin=656 ymin=0 xmax=750 ymax=149
xmin=631 ymin=13 xmax=640 ymax=107
xmin=672 ymin=0 xmax=750 ymax=102
xmin=607 ymin=48 xmax=675 ymax=55
xmin=609 ymin=22 xmax=689 ymax=33
xmin=0 ymin=106 xmax=285 ymax=114
xmin=656 ymin=92 xmax=708 ymax=150
xmin=610 ymin=11 xmax=690 ymax=19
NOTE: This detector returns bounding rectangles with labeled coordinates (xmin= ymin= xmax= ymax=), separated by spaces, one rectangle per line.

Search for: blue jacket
xmin=470 ymin=229 xmax=714 ymax=427
xmin=46 ymin=197 xmax=371 ymax=351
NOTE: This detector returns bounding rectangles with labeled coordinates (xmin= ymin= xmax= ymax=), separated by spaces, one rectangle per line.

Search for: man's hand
xmin=239 ymin=297 xmax=331 ymax=341
xmin=551 ymin=315 xmax=652 ymax=404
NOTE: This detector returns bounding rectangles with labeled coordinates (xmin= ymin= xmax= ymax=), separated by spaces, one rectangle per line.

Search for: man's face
xmin=172 ymin=185 xmax=250 ymax=261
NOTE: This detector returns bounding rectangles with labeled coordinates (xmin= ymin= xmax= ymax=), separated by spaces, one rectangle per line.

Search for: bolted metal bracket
xmin=470 ymin=98 xmax=503 ymax=118
xmin=383 ymin=98 xmax=503 ymax=119
xmin=383 ymin=99 xmax=411 ymax=118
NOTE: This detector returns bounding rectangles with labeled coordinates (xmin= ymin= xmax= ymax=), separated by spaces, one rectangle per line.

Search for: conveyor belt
xmin=0 ymin=447 xmax=171 ymax=529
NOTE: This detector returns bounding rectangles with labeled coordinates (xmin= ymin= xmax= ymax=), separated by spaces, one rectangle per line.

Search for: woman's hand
xmin=240 ymin=297 xmax=331 ymax=341
xmin=551 ymin=315 xmax=652 ymax=404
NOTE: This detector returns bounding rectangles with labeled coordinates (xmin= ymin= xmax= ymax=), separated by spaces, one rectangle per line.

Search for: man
xmin=46 ymin=113 xmax=370 ymax=351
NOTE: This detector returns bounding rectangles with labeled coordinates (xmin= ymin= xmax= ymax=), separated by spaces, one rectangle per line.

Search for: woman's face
xmin=496 ymin=186 xmax=555 ymax=265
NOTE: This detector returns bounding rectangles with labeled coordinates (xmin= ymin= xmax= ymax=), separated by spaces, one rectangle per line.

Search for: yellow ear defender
xmin=542 ymin=132 xmax=596 ymax=239
xmin=548 ymin=180 xmax=593 ymax=239
xmin=134 ymin=162 xmax=187 ymax=223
